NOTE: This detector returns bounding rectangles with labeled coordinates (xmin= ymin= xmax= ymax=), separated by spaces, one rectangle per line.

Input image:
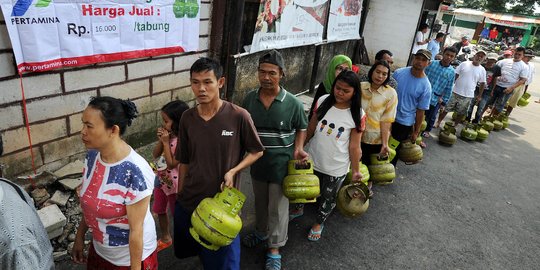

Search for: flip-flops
xmin=419 ymin=141 xmax=427 ymax=148
xmin=156 ymin=239 xmax=172 ymax=252
xmin=307 ymin=225 xmax=324 ymax=242
xmin=289 ymin=208 xmax=304 ymax=221
xmin=422 ymin=131 xmax=431 ymax=138
xmin=242 ymin=231 xmax=268 ymax=248
xmin=265 ymin=253 xmax=282 ymax=270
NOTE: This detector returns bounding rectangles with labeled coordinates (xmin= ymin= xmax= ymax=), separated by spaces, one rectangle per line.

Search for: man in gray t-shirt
xmin=0 ymin=178 xmax=55 ymax=270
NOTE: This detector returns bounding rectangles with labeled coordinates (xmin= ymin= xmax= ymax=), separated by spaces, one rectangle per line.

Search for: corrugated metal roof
xmin=449 ymin=8 xmax=540 ymax=25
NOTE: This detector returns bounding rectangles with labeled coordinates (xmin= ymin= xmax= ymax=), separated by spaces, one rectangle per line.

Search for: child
xmin=152 ymin=100 xmax=189 ymax=251
xmin=296 ymin=70 xmax=366 ymax=241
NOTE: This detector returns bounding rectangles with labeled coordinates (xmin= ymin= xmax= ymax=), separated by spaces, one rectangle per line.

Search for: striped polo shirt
xmin=360 ymin=82 xmax=398 ymax=145
xmin=242 ymin=87 xmax=308 ymax=183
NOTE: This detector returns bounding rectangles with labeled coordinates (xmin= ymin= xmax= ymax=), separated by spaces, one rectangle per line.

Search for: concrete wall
xmin=363 ymin=0 xmax=424 ymax=68
xmin=231 ymin=40 xmax=357 ymax=104
xmin=0 ymin=1 xmax=213 ymax=178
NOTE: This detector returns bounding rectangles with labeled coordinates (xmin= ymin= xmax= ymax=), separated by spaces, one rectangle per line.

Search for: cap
xmin=475 ymin=50 xmax=487 ymax=56
xmin=524 ymin=49 xmax=535 ymax=57
xmin=259 ymin=49 xmax=285 ymax=73
xmin=415 ymin=49 xmax=432 ymax=61
xmin=462 ymin=35 xmax=470 ymax=40
xmin=486 ymin=52 xmax=499 ymax=61
xmin=503 ymin=50 xmax=513 ymax=56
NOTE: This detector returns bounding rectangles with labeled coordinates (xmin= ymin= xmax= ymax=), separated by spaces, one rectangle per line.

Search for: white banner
xmin=327 ymin=0 xmax=362 ymax=41
xmin=250 ymin=0 xmax=329 ymax=53
xmin=0 ymin=0 xmax=200 ymax=73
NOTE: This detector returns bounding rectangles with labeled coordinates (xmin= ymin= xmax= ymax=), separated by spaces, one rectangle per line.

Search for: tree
xmin=456 ymin=0 xmax=539 ymax=16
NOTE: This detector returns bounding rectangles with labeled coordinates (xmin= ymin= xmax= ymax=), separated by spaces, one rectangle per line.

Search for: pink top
xmin=157 ymin=137 xmax=179 ymax=196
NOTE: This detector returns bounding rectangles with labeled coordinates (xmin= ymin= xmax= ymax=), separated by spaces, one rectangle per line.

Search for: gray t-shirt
xmin=0 ymin=179 xmax=55 ymax=270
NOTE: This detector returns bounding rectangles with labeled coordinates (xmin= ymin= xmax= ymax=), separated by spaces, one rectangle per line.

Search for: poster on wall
xmin=0 ymin=0 xmax=200 ymax=73
xmin=327 ymin=0 xmax=362 ymax=41
xmin=250 ymin=0 xmax=329 ymax=53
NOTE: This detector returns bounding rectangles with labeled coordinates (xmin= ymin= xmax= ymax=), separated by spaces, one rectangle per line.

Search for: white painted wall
xmin=363 ymin=0 xmax=424 ymax=67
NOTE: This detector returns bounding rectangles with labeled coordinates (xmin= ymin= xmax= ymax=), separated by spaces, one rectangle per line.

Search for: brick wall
xmin=0 ymin=2 xmax=213 ymax=177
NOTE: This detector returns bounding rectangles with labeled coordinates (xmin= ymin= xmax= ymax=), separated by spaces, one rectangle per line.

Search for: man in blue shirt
xmin=427 ymin=32 xmax=445 ymax=59
xmin=422 ymin=46 xmax=457 ymax=140
xmin=391 ymin=49 xmax=432 ymax=165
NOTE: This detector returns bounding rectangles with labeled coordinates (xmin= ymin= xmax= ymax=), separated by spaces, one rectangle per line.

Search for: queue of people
xmin=1 ymin=43 xmax=534 ymax=270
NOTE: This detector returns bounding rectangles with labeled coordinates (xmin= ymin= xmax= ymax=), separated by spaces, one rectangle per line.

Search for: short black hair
xmin=88 ymin=96 xmax=138 ymax=135
xmin=367 ymin=60 xmax=391 ymax=87
xmin=515 ymin=47 xmax=526 ymax=53
xmin=444 ymin=46 xmax=458 ymax=55
xmin=375 ymin=50 xmax=393 ymax=61
xmin=436 ymin=32 xmax=445 ymax=39
xmin=190 ymin=57 xmax=223 ymax=79
xmin=419 ymin=23 xmax=429 ymax=31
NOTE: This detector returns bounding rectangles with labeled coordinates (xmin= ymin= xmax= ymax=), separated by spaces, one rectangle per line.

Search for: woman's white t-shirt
xmin=80 ymin=148 xmax=157 ymax=266
xmin=306 ymin=95 xmax=363 ymax=177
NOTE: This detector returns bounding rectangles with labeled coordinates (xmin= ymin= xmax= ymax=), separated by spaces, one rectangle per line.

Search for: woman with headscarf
xmin=308 ymin=55 xmax=353 ymax=120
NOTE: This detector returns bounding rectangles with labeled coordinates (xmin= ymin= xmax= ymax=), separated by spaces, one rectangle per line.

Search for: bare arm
xmin=161 ymin=139 xmax=180 ymax=169
xmin=477 ymin=82 xmax=486 ymax=102
xmin=294 ymin=129 xmax=308 ymax=161
xmin=504 ymin=78 xmax=527 ymax=94
xmin=223 ymin=150 xmax=263 ymax=188
xmin=177 ymin=163 xmax=189 ymax=194
xmin=411 ymin=110 xmax=425 ymax=143
xmin=305 ymin=114 xmax=318 ymax=144
xmin=379 ymin=122 xmax=392 ymax=156
xmin=72 ymin=218 xmax=89 ymax=264
xmin=126 ymin=196 xmax=151 ymax=270
xmin=348 ymin=129 xmax=363 ymax=182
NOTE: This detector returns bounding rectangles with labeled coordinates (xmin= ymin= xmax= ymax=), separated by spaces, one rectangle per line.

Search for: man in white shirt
xmin=412 ymin=23 xmax=430 ymax=54
xmin=506 ymin=49 xmax=535 ymax=116
xmin=490 ymin=47 xmax=528 ymax=116
xmin=436 ymin=50 xmax=487 ymax=126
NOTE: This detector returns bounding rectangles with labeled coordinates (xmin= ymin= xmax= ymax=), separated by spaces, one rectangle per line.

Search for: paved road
xmin=58 ymin=58 xmax=540 ymax=269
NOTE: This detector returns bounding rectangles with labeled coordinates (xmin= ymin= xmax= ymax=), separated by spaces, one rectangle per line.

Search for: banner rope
xmin=19 ymin=73 xmax=37 ymax=188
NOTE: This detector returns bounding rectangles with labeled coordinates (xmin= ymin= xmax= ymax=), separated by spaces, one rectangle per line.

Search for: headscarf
xmin=323 ymin=55 xmax=352 ymax=93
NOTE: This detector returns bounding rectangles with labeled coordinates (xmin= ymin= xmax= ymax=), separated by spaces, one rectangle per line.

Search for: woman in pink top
xmin=152 ymin=100 xmax=189 ymax=251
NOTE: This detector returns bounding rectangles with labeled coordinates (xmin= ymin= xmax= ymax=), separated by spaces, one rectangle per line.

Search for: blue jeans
xmin=491 ymin=85 xmax=512 ymax=113
xmin=424 ymin=103 xmax=440 ymax=132
xmin=473 ymin=90 xmax=493 ymax=123
xmin=174 ymin=202 xmax=241 ymax=270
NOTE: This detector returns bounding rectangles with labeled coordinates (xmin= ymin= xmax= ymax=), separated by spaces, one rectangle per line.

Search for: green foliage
xmin=456 ymin=0 xmax=540 ymax=15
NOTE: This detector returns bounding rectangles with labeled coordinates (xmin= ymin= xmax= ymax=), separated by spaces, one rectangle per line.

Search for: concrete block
xmin=172 ymin=86 xmax=195 ymax=102
xmin=64 ymin=66 xmax=125 ymax=92
xmin=68 ymin=113 xmax=83 ymax=135
xmin=0 ymin=74 xmax=62 ymax=104
xmin=133 ymin=92 xmax=171 ymax=114
xmin=31 ymin=188 xmax=50 ymax=205
xmin=26 ymin=91 xmax=95 ymax=122
xmin=199 ymin=37 xmax=209 ymax=51
xmin=0 ymin=25 xmax=12 ymax=50
xmin=0 ymin=105 xmax=23 ymax=130
xmin=53 ymin=159 xmax=84 ymax=177
xmin=37 ymin=204 xmax=67 ymax=239
xmin=0 ymin=53 xmax=16 ymax=77
xmin=49 ymin=190 xmax=71 ymax=207
xmin=0 ymin=147 xmax=43 ymax=178
xmin=100 ymin=79 xmax=150 ymax=100
xmin=200 ymin=3 xmax=211 ymax=20
xmin=152 ymin=72 xmax=190 ymax=93
xmin=199 ymin=20 xmax=209 ymax=36
xmin=174 ymin=53 xmax=204 ymax=72
xmin=127 ymin=58 xmax=172 ymax=80
xmin=1 ymin=119 xmax=67 ymax=154
xmin=42 ymin=135 xmax=86 ymax=164
xmin=59 ymin=177 xmax=83 ymax=191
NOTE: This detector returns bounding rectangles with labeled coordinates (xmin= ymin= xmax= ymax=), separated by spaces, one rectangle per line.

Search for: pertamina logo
xmin=11 ymin=0 xmax=50 ymax=16
xmin=221 ymin=130 xmax=234 ymax=137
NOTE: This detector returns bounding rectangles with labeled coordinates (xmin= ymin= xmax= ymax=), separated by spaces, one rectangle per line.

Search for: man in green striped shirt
xmin=242 ymin=50 xmax=308 ymax=270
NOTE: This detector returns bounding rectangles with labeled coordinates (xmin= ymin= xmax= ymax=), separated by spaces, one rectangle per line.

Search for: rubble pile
xmin=18 ymin=160 xmax=89 ymax=262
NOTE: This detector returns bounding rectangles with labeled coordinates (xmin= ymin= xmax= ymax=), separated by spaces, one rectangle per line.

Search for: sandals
xmin=242 ymin=231 xmax=268 ymax=248
xmin=422 ymin=131 xmax=431 ymax=138
xmin=418 ymin=141 xmax=427 ymax=148
xmin=289 ymin=206 xmax=304 ymax=221
xmin=307 ymin=225 xmax=324 ymax=242
xmin=265 ymin=253 xmax=282 ymax=270
xmin=156 ymin=239 xmax=172 ymax=252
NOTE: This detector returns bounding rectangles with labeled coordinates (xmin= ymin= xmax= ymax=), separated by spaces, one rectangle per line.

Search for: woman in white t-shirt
xmin=73 ymin=97 xmax=158 ymax=269
xmin=303 ymin=70 xmax=365 ymax=241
